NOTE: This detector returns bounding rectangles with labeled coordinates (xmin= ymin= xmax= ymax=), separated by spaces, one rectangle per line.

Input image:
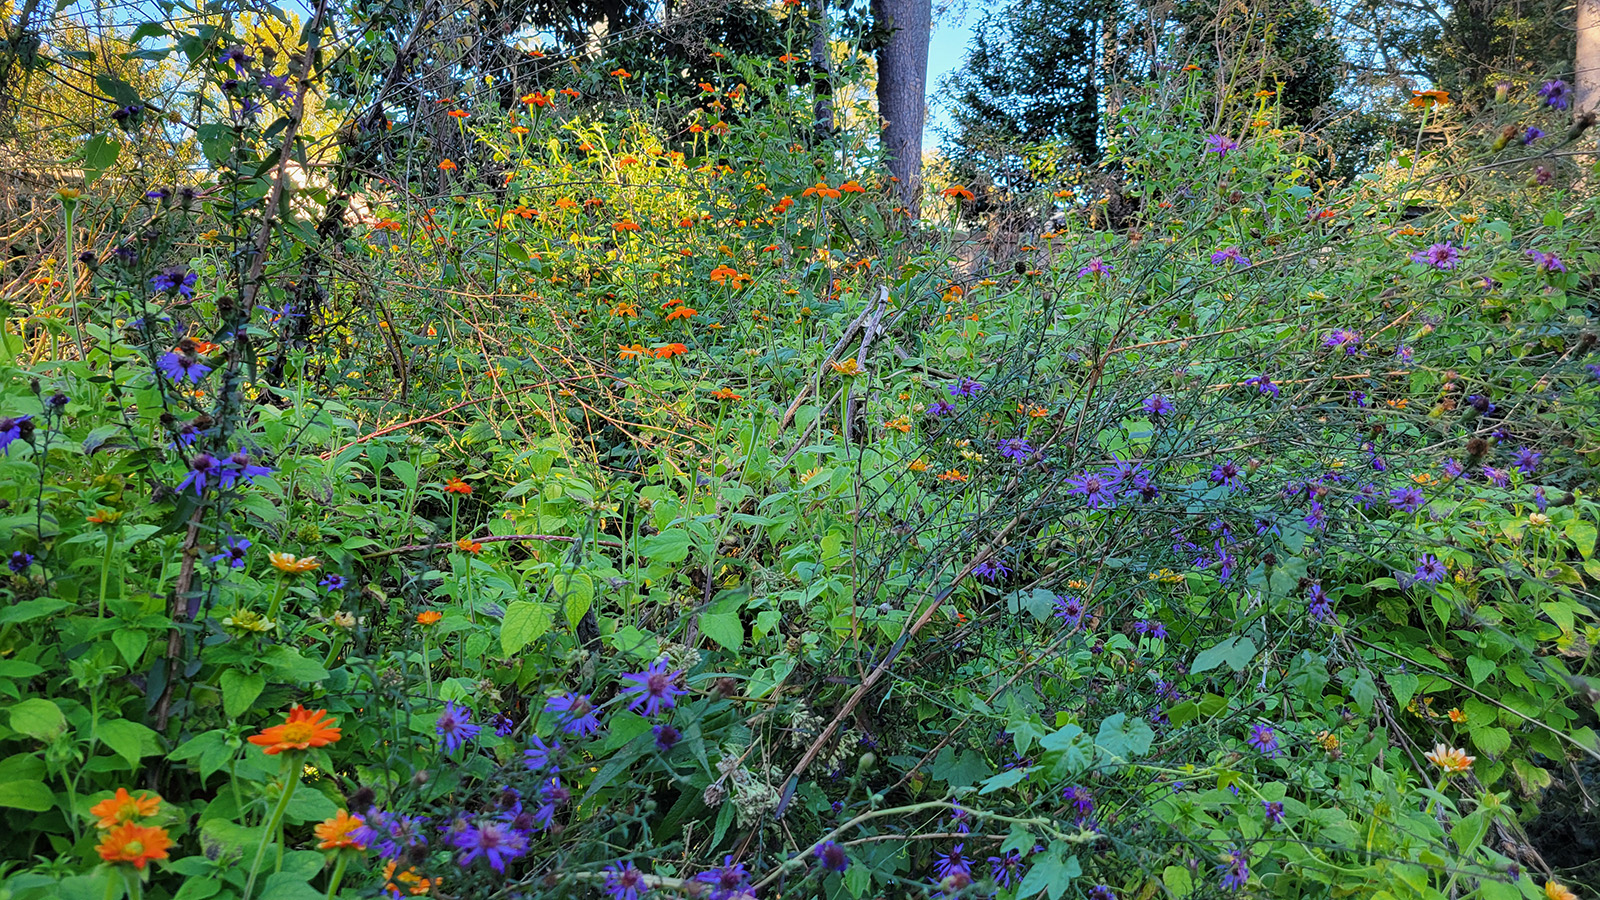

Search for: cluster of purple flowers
xmin=0 ymin=414 xmax=34 ymax=454
xmin=1322 ymin=329 xmax=1362 ymax=355
xmin=1218 ymin=847 xmax=1251 ymax=890
xmin=178 ymin=449 xmax=274 ymax=496
xmin=1068 ymin=458 xmax=1157 ymax=509
xmin=1062 ymin=785 xmax=1095 ymax=825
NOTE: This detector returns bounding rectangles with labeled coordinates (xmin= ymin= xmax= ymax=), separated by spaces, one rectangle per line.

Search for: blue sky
xmin=925 ymin=4 xmax=986 ymax=146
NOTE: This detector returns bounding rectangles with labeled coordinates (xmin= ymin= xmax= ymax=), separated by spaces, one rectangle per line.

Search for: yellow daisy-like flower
xmin=1424 ymin=743 xmax=1475 ymax=774
xmin=1545 ymin=882 xmax=1577 ymax=900
xmin=269 ymin=552 xmax=321 ymax=574
xmin=828 ymin=358 xmax=862 ymax=376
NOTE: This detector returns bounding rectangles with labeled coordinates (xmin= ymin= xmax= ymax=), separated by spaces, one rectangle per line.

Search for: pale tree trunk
xmin=811 ymin=0 xmax=834 ymax=142
xmin=872 ymin=0 xmax=931 ymax=216
xmin=1578 ymin=0 xmax=1600 ymax=115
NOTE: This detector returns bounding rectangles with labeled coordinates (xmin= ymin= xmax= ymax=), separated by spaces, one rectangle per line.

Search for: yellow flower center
xmin=125 ymin=840 xmax=143 ymax=855
xmin=279 ymin=721 xmax=316 ymax=743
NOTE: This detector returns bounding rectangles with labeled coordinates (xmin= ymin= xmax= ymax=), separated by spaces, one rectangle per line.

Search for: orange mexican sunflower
xmin=555 ymin=197 xmax=578 ymax=210
xmin=665 ymin=307 xmax=697 ymax=321
xmin=269 ymin=552 xmax=321 ymax=574
xmin=828 ymin=359 xmax=861 ymax=376
xmin=610 ymin=68 xmax=631 ymax=77
xmin=937 ymin=469 xmax=968 ymax=482
xmin=417 ymin=610 xmax=443 ymax=625
xmin=456 ymin=538 xmax=483 ymax=554
xmin=610 ymin=302 xmax=638 ymax=318
xmin=908 ymin=458 xmax=929 ymax=472
xmin=528 ymin=49 xmax=546 ymax=58
xmin=941 ymin=185 xmax=975 ymax=201
xmin=653 ymin=343 xmax=689 ymax=359
xmin=560 ymin=88 xmax=581 ymax=98
xmin=762 ymin=244 xmax=779 ymax=253
xmin=97 ymin=822 xmax=171 ymax=869
xmin=619 ymin=343 xmax=648 ymax=359
xmin=510 ymin=126 xmax=529 ymax=135
xmin=315 ymin=810 xmax=366 ymax=850
xmin=839 ymin=180 xmax=865 ymax=193
xmin=778 ymin=53 xmax=801 ymax=63
xmin=677 ymin=217 xmax=696 ymax=228
xmin=709 ymin=388 xmax=743 ymax=401
xmin=771 ymin=196 xmax=794 ymax=213
xmin=522 ymin=92 xmax=550 ymax=107
xmin=883 ymin=416 xmax=911 ymax=434
xmin=1409 ymin=89 xmax=1450 ymax=108
xmin=447 ymin=109 xmax=468 ymax=118
xmin=1423 ymin=743 xmax=1474 ymax=774
xmin=613 ymin=220 xmax=641 ymax=232
xmin=248 ymin=705 xmax=342 ymax=755
xmin=801 ymin=180 xmax=841 ymax=199
xmin=438 ymin=159 xmax=457 ymax=171
xmin=89 ymin=789 xmax=161 ymax=828
xmin=443 ymin=477 xmax=472 ymax=495
xmin=1546 ymin=883 xmax=1578 ymax=900
xmin=1447 ymin=707 xmax=1467 ymax=722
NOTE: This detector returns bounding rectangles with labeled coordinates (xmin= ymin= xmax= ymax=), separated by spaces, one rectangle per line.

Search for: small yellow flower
xmin=1424 ymin=743 xmax=1475 ymax=774
xmin=1316 ymin=730 xmax=1340 ymax=750
xmin=1447 ymin=707 xmax=1467 ymax=723
xmin=220 ymin=609 xmax=277 ymax=633
xmin=828 ymin=358 xmax=861 ymax=376
xmin=1545 ymin=882 xmax=1577 ymax=900
xmin=269 ymin=552 xmax=321 ymax=574
xmin=1528 ymin=513 xmax=1550 ymax=527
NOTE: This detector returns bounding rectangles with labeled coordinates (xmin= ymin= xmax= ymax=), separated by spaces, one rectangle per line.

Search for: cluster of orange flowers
xmin=708 ymin=265 xmax=751 ymax=287
xmin=618 ymin=343 xmax=690 ymax=360
xmin=92 ymin=789 xmax=170 ymax=869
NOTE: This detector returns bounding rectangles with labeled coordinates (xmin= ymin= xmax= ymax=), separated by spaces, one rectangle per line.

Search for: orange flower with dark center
xmin=89 ymin=789 xmax=161 ymax=828
xmin=97 ymin=822 xmax=171 ymax=868
xmin=653 ymin=343 xmax=689 ymax=359
xmin=665 ymin=307 xmax=697 ymax=321
xmin=443 ymin=477 xmax=472 ymax=495
xmin=839 ymin=180 xmax=865 ymax=193
xmin=248 ymin=705 xmax=342 ymax=755
xmin=315 ymin=810 xmax=366 ymax=850
xmin=447 ymin=109 xmax=468 ymax=118
xmin=710 ymin=388 xmax=743 ymax=401
xmin=1409 ymin=89 xmax=1450 ymax=108
xmin=941 ymin=186 xmax=975 ymax=201
xmin=438 ymin=159 xmax=457 ymax=171
xmin=610 ymin=302 xmax=638 ymax=318
xmin=456 ymin=538 xmax=483 ymax=554
xmin=417 ymin=610 xmax=443 ymax=625
xmin=613 ymin=220 xmax=640 ymax=231
xmin=802 ymin=181 xmax=841 ymax=199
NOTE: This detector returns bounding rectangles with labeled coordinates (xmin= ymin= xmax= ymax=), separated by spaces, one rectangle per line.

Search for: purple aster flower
xmin=1534 ymin=165 xmax=1554 ymax=185
xmin=1244 ymin=374 xmax=1279 ymax=397
xmin=490 ymin=712 xmax=516 ymax=737
xmin=1513 ymin=446 xmax=1541 ymax=474
xmin=1527 ymin=250 xmax=1567 ymax=273
xmin=652 ymin=723 xmax=681 ymax=752
xmin=1440 ymin=458 xmax=1463 ymax=479
xmin=258 ymin=73 xmax=290 ymax=97
xmin=1089 ymin=885 xmax=1118 ymax=900
xmin=436 ymin=701 xmax=481 ymax=753
xmin=814 ymin=841 xmax=849 ymax=873
xmin=217 ymin=450 xmax=274 ymax=490
xmin=1482 ymin=465 xmax=1509 ymax=487
xmin=697 ymin=855 xmax=751 ymax=900
xmin=1534 ymin=486 xmax=1548 ymax=513
xmin=619 ymin=659 xmax=687 ymax=718
xmin=524 ymin=733 xmax=560 ymax=771
xmin=1077 ymin=257 xmax=1113 ymax=278
xmin=145 ymin=188 xmax=170 ymax=201
xmin=1308 ymin=583 xmax=1332 ymax=621
xmin=950 ymin=805 xmax=972 ymax=833
xmin=0 ymin=414 xmax=31 ymax=454
xmin=1323 ymin=330 xmax=1361 ymax=354
xmin=1538 ymin=79 xmax=1571 ymax=110
xmin=1350 ymin=390 xmax=1368 ymax=407
xmin=1209 ymin=460 xmax=1243 ymax=491
xmin=8 ymin=550 xmax=33 ymax=573
xmin=604 ymin=861 xmax=649 ymax=900
xmin=149 ymin=268 xmax=198 ymax=297
xmin=1150 ymin=621 xmax=1168 ymax=639
xmin=1389 ymin=486 xmax=1425 ymax=513
xmin=1218 ymin=847 xmax=1250 ymax=890
xmin=451 ymin=815 xmax=528 ymax=872
xmin=1395 ymin=344 xmax=1413 ymax=363
xmin=1062 ymin=785 xmax=1094 ymax=823
xmin=988 ymin=850 xmax=1025 ymax=888
xmin=1053 ymin=594 xmax=1085 ymax=625
xmin=972 ymin=558 xmax=1012 ymax=582
xmin=210 ymin=536 xmax=251 ymax=569
xmin=157 ymin=351 xmax=212 ymax=384
xmin=1143 ymin=394 xmax=1175 ymax=416
xmin=1211 ymin=246 xmax=1250 ymax=267
xmin=997 ymin=437 xmax=1035 ymax=462
xmin=1254 ymin=517 xmax=1280 ymax=537
xmin=177 ymin=453 xmax=218 ymax=496
xmin=545 ymin=692 xmax=602 ymax=736
xmin=1247 ymin=723 xmax=1280 ymax=757
xmin=925 ymin=399 xmax=957 ymax=417
xmin=173 ymin=426 xmax=200 ymax=450
xmin=1413 ymin=554 xmax=1447 ymax=583
xmin=1263 ymin=800 xmax=1285 ymax=825
xmin=1068 ymin=471 xmax=1118 ymax=508
xmin=1468 ymin=394 xmax=1495 ymax=414
xmin=948 ymin=377 xmax=986 ymax=399
xmin=1524 ymin=126 xmax=1545 ymax=144
xmin=352 ymin=810 xmax=429 ymax=858
xmin=221 ymin=45 xmax=253 ymax=73
xmin=934 ymin=844 xmax=971 ymax=880
xmin=1410 ymin=242 xmax=1461 ymax=270
xmin=318 ymin=574 xmax=347 ymax=591
xmin=1205 ymin=134 xmax=1239 ymax=155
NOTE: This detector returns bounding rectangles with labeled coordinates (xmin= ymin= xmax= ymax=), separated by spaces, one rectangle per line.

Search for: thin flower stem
xmin=242 ymin=753 xmax=304 ymax=900
xmin=324 ymin=852 xmax=348 ymax=899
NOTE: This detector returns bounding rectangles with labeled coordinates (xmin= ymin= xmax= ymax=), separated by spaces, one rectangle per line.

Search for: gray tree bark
xmin=872 ymin=0 xmax=931 ymax=216
xmin=811 ymin=0 xmax=835 ymax=143
xmin=1579 ymin=0 xmax=1600 ymax=114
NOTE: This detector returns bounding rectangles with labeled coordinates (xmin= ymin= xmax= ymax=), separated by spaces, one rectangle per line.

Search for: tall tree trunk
xmin=811 ymin=0 xmax=835 ymax=143
xmin=1579 ymin=0 xmax=1600 ymax=114
xmin=872 ymin=0 xmax=931 ymax=216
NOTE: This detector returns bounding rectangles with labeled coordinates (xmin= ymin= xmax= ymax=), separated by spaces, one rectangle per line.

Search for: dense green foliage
xmin=0 ymin=3 xmax=1598 ymax=900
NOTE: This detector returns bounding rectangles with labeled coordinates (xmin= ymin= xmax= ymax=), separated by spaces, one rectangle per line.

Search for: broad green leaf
xmin=1190 ymin=636 xmax=1256 ymax=674
xmin=112 ymin=629 xmax=149 ymax=668
xmin=220 ymin=670 xmax=265 ymax=719
xmin=98 ymin=719 xmax=160 ymax=768
xmin=0 ymin=780 xmax=53 ymax=811
xmin=699 ymin=611 xmax=744 ymax=651
xmin=500 ymin=601 xmax=552 ymax=656
xmin=639 ymin=529 xmax=692 ymax=562
xmin=1095 ymin=713 xmax=1154 ymax=760
xmin=9 ymin=699 xmax=66 ymax=741
xmin=556 ymin=572 xmax=595 ymax=630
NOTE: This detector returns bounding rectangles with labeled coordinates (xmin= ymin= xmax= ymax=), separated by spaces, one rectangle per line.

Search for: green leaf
xmin=1014 ymin=843 xmax=1080 ymax=900
xmin=220 ymin=670 xmax=265 ymax=719
xmin=639 ymin=529 xmax=692 ymax=562
xmin=1163 ymin=865 xmax=1195 ymax=898
xmin=931 ymin=747 xmax=991 ymax=788
xmin=556 ymin=572 xmax=594 ymax=631
xmin=257 ymin=872 xmax=323 ymax=900
xmin=0 ymin=780 xmax=54 ymax=811
xmin=98 ymin=718 xmax=160 ymax=768
xmin=1190 ymin=636 xmax=1256 ymax=674
xmin=111 ymin=629 xmax=149 ymax=668
xmin=1095 ymin=713 xmax=1154 ymax=760
xmin=9 ymin=698 xmax=66 ymax=740
xmin=1384 ymin=671 xmax=1419 ymax=711
xmin=0 ymin=598 xmax=71 ymax=624
xmin=1469 ymin=725 xmax=1512 ymax=757
xmin=262 ymin=646 xmax=328 ymax=683
xmin=1466 ymin=656 xmax=1495 ymax=686
xmin=979 ymin=765 xmax=1032 ymax=794
xmin=1566 ymin=519 xmax=1596 ymax=558
xmin=500 ymin=601 xmax=552 ymax=656
xmin=82 ymin=133 xmax=122 ymax=186
xmin=172 ymin=878 xmax=223 ymax=900
xmin=699 ymin=611 xmax=744 ymax=651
